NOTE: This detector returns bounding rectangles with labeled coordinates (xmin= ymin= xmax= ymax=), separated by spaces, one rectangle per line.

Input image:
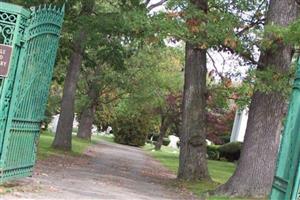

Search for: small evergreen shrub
xmin=147 ymin=133 xmax=160 ymax=141
xmin=219 ymin=142 xmax=242 ymax=162
xmin=113 ymin=115 xmax=150 ymax=147
xmin=219 ymin=135 xmax=231 ymax=144
xmin=207 ymin=145 xmax=220 ymax=160
xmin=162 ymin=138 xmax=171 ymax=146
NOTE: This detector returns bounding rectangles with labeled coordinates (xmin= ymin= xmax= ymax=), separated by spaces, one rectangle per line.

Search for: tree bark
xmin=155 ymin=116 xmax=170 ymax=151
xmin=178 ymin=42 xmax=210 ymax=181
xmin=177 ymin=0 xmax=210 ymax=181
xmin=215 ymin=0 xmax=300 ymax=197
xmin=77 ymin=104 xmax=95 ymax=140
xmin=52 ymin=31 xmax=86 ymax=150
xmin=77 ymin=85 xmax=99 ymax=140
xmin=52 ymin=0 xmax=95 ymax=150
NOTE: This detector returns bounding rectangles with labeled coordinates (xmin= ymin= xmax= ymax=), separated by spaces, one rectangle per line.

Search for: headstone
xmin=49 ymin=114 xmax=59 ymax=133
xmin=106 ymin=126 xmax=112 ymax=134
xmin=168 ymin=135 xmax=179 ymax=149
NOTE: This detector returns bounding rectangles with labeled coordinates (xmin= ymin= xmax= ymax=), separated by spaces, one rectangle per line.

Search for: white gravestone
xmin=168 ymin=135 xmax=180 ymax=149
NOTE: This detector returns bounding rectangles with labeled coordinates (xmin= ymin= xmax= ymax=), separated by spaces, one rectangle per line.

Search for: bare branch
xmin=237 ymin=0 xmax=266 ymax=36
xmin=236 ymin=18 xmax=265 ymax=36
xmin=145 ymin=0 xmax=151 ymax=6
xmin=147 ymin=0 xmax=167 ymax=11
xmin=207 ymin=51 xmax=225 ymax=80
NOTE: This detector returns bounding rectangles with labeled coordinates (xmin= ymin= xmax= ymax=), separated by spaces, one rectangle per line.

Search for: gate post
xmin=270 ymin=59 xmax=300 ymax=199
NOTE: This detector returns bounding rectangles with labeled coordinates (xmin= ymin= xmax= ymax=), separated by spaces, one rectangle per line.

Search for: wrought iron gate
xmin=0 ymin=2 xmax=64 ymax=182
xmin=270 ymin=59 xmax=300 ymax=200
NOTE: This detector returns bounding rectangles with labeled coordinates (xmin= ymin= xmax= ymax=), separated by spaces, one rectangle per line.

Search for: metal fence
xmin=0 ymin=2 xmax=64 ymax=182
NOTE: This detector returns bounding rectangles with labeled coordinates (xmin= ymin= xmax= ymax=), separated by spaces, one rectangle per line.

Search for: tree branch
xmin=219 ymin=45 xmax=261 ymax=66
xmin=236 ymin=18 xmax=265 ymax=36
xmin=145 ymin=0 xmax=151 ymax=6
xmin=207 ymin=51 xmax=225 ymax=80
xmin=147 ymin=0 xmax=167 ymax=11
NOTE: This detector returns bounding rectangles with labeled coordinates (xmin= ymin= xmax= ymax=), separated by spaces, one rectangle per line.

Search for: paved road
xmin=1 ymin=141 xmax=198 ymax=200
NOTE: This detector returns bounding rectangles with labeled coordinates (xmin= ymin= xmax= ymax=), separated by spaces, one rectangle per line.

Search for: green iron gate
xmin=270 ymin=58 xmax=300 ymax=200
xmin=0 ymin=2 xmax=64 ymax=182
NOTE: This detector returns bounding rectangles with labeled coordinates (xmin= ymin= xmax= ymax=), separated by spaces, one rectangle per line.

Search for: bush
xmin=219 ymin=142 xmax=242 ymax=162
xmin=219 ymin=135 xmax=231 ymax=144
xmin=149 ymin=133 xmax=160 ymax=142
xmin=113 ymin=115 xmax=150 ymax=147
xmin=162 ymin=138 xmax=171 ymax=146
xmin=207 ymin=145 xmax=220 ymax=160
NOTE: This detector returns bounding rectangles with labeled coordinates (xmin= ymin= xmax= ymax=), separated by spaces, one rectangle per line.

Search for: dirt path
xmin=1 ymin=141 xmax=198 ymax=200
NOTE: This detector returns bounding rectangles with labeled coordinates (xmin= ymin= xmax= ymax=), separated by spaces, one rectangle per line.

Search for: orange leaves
xmin=166 ymin=11 xmax=185 ymax=18
xmin=187 ymin=18 xmax=201 ymax=33
xmin=224 ymin=37 xmax=237 ymax=49
xmin=224 ymin=78 xmax=233 ymax=88
xmin=198 ymin=43 xmax=208 ymax=49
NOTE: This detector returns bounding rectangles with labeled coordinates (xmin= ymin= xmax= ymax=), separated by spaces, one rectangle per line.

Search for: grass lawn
xmin=92 ymin=134 xmax=115 ymax=143
xmin=37 ymin=131 xmax=92 ymax=159
xmin=143 ymin=144 xmax=261 ymax=200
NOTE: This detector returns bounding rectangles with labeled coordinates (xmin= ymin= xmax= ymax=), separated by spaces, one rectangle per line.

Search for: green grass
xmin=143 ymin=144 xmax=261 ymax=200
xmin=143 ymin=144 xmax=235 ymax=182
xmin=37 ymin=131 xmax=91 ymax=159
xmin=92 ymin=134 xmax=115 ymax=143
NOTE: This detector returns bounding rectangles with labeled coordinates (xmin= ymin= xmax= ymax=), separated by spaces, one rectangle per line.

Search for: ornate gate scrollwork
xmin=0 ymin=2 xmax=64 ymax=182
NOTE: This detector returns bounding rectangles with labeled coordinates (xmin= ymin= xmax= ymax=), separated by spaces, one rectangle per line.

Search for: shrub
xmin=162 ymin=138 xmax=171 ymax=146
xmin=147 ymin=133 xmax=160 ymax=142
xmin=207 ymin=145 xmax=220 ymax=160
xmin=219 ymin=142 xmax=242 ymax=162
xmin=219 ymin=135 xmax=231 ymax=144
xmin=113 ymin=115 xmax=150 ymax=147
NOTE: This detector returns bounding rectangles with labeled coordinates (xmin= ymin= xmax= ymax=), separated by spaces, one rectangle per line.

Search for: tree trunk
xmin=77 ymin=85 xmax=99 ymax=140
xmin=178 ymin=41 xmax=210 ymax=181
xmin=52 ymin=0 xmax=95 ymax=150
xmin=52 ymin=31 xmax=86 ymax=150
xmin=155 ymin=116 xmax=170 ymax=151
xmin=77 ymin=105 xmax=95 ymax=140
xmin=215 ymin=0 xmax=300 ymax=197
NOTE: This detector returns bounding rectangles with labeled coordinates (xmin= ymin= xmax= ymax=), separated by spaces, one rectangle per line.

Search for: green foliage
xmin=219 ymin=135 xmax=231 ymax=144
xmin=253 ymin=67 xmax=295 ymax=96
xmin=207 ymin=142 xmax=243 ymax=162
xmin=264 ymin=19 xmax=300 ymax=48
xmin=219 ymin=142 xmax=242 ymax=162
xmin=207 ymin=145 xmax=220 ymax=160
xmin=162 ymin=137 xmax=171 ymax=146
xmin=233 ymin=81 xmax=253 ymax=109
xmin=148 ymin=133 xmax=160 ymax=142
xmin=113 ymin=115 xmax=151 ymax=147
xmin=113 ymin=46 xmax=184 ymax=136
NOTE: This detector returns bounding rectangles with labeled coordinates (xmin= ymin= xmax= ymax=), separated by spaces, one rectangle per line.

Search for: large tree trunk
xmin=178 ymin=42 xmax=210 ymax=181
xmin=52 ymin=31 xmax=86 ymax=150
xmin=177 ymin=0 xmax=210 ymax=182
xmin=52 ymin=0 xmax=95 ymax=150
xmin=215 ymin=0 xmax=300 ymax=197
xmin=155 ymin=116 xmax=170 ymax=151
xmin=77 ymin=105 xmax=95 ymax=140
xmin=77 ymin=85 xmax=99 ymax=140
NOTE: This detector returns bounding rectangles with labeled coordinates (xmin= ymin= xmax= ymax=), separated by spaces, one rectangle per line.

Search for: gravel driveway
xmin=1 ymin=141 xmax=198 ymax=200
